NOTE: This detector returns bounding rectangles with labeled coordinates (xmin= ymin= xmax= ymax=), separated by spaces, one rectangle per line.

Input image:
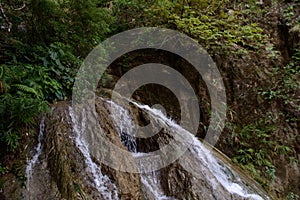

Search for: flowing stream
xmin=24 ymin=116 xmax=60 ymax=199
xmin=25 ymin=117 xmax=45 ymax=190
xmin=109 ymin=99 xmax=270 ymax=200
xmin=109 ymin=100 xmax=173 ymax=200
xmin=24 ymin=99 xmax=270 ymax=200
xmin=69 ymin=106 xmax=119 ymax=200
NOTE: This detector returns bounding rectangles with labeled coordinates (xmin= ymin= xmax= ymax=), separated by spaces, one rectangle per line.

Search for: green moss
xmin=145 ymin=0 xmax=268 ymax=52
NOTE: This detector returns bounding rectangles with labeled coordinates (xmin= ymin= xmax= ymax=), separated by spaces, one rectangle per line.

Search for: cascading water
xmin=134 ymin=152 xmax=176 ymax=200
xmin=69 ymin=106 xmax=119 ymax=200
xmin=24 ymin=117 xmax=47 ymax=200
xmin=108 ymin=100 xmax=137 ymax=153
xmin=23 ymin=116 xmax=60 ymax=200
xmin=25 ymin=117 xmax=45 ymax=190
xmin=108 ymin=100 xmax=174 ymax=200
xmin=23 ymin=99 xmax=271 ymax=200
xmin=107 ymin=98 xmax=270 ymax=200
xmin=133 ymin=101 xmax=271 ymax=200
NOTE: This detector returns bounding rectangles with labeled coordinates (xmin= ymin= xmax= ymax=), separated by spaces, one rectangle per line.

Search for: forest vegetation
xmin=0 ymin=0 xmax=299 ymax=199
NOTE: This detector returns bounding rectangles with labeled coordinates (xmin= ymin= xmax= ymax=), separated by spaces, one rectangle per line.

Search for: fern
xmin=3 ymin=129 xmax=19 ymax=151
xmin=13 ymin=84 xmax=41 ymax=98
xmin=0 ymin=65 xmax=3 ymax=79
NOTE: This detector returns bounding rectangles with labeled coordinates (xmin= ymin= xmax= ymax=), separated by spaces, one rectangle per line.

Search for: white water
xmin=133 ymin=101 xmax=269 ymax=200
xmin=108 ymin=100 xmax=174 ymax=200
xmin=188 ymin=140 xmax=265 ymax=200
xmin=69 ymin=106 xmax=119 ymax=200
xmin=24 ymin=99 xmax=269 ymax=200
xmin=108 ymin=99 xmax=269 ymax=200
xmin=25 ymin=117 xmax=45 ymax=190
xmin=108 ymin=100 xmax=137 ymax=153
xmin=134 ymin=153 xmax=176 ymax=200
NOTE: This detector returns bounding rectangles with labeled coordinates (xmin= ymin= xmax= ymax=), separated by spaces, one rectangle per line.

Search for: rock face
xmin=20 ymin=100 xmax=141 ymax=200
xmin=44 ymin=102 xmax=85 ymax=200
xmin=122 ymin=99 xmax=271 ymax=200
xmin=9 ymin=98 xmax=271 ymax=200
xmin=98 ymin=3 xmax=300 ymax=198
xmin=95 ymin=100 xmax=141 ymax=200
xmin=101 ymin=14 xmax=300 ymax=197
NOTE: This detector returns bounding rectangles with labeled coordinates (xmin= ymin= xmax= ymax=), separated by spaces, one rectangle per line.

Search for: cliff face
xmin=104 ymin=48 xmax=299 ymax=199
xmin=1 ymin=97 xmax=272 ymax=199
xmin=41 ymin=101 xmax=141 ymax=200
xmin=100 ymin=2 xmax=300 ymax=198
xmin=0 ymin=1 xmax=298 ymax=199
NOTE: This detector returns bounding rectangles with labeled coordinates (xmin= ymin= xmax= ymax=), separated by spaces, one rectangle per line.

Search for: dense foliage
xmin=0 ymin=0 xmax=115 ymax=172
xmin=146 ymin=0 xmax=267 ymax=51
xmin=115 ymin=0 xmax=299 ymax=191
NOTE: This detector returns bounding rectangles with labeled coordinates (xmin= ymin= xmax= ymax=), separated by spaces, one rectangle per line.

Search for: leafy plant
xmin=11 ymin=163 xmax=27 ymax=188
xmin=112 ymin=0 xmax=149 ymax=29
xmin=259 ymin=48 xmax=300 ymax=110
xmin=30 ymin=0 xmax=115 ymax=56
xmin=265 ymin=166 xmax=276 ymax=182
xmin=0 ymin=45 xmax=77 ymax=153
xmin=0 ymin=163 xmax=7 ymax=176
xmin=230 ymin=117 xmax=278 ymax=183
xmin=32 ymin=43 xmax=81 ymax=99
xmin=0 ymin=63 xmax=50 ymax=152
xmin=283 ymin=5 xmax=295 ymax=25
xmin=287 ymin=192 xmax=300 ymax=200
xmin=274 ymin=145 xmax=292 ymax=155
xmin=145 ymin=0 xmax=267 ymax=53
xmin=289 ymin=156 xmax=298 ymax=164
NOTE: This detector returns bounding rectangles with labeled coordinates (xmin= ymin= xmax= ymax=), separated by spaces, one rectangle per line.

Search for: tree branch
xmin=0 ymin=2 xmax=12 ymax=32
xmin=14 ymin=0 xmax=26 ymax=11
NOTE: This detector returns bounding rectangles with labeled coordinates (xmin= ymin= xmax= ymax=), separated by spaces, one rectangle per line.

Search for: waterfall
xmin=24 ymin=116 xmax=59 ymax=199
xmin=69 ymin=106 xmax=119 ymax=200
xmin=108 ymin=100 xmax=137 ymax=153
xmin=133 ymin=101 xmax=270 ymax=200
xmin=108 ymin=100 xmax=174 ymax=200
xmin=23 ymin=99 xmax=270 ymax=200
xmin=25 ymin=117 xmax=45 ymax=192
xmin=134 ymin=153 xmax=176 ymax=200
xmin=107 ymin=99 xmax=270 ymax=200
xmin=187 ymin=139 xmax=266 ymax=200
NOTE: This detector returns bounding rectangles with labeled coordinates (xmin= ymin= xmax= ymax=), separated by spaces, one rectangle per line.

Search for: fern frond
xmin=0 ymin=65 xmax=3 ymax=79
xmin=13 ymin=84 xmax=40 ymax=98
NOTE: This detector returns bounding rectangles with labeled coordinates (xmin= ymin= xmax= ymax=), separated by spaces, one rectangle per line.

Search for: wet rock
xmin=24 ymin=100 xmax=142 ymax=199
